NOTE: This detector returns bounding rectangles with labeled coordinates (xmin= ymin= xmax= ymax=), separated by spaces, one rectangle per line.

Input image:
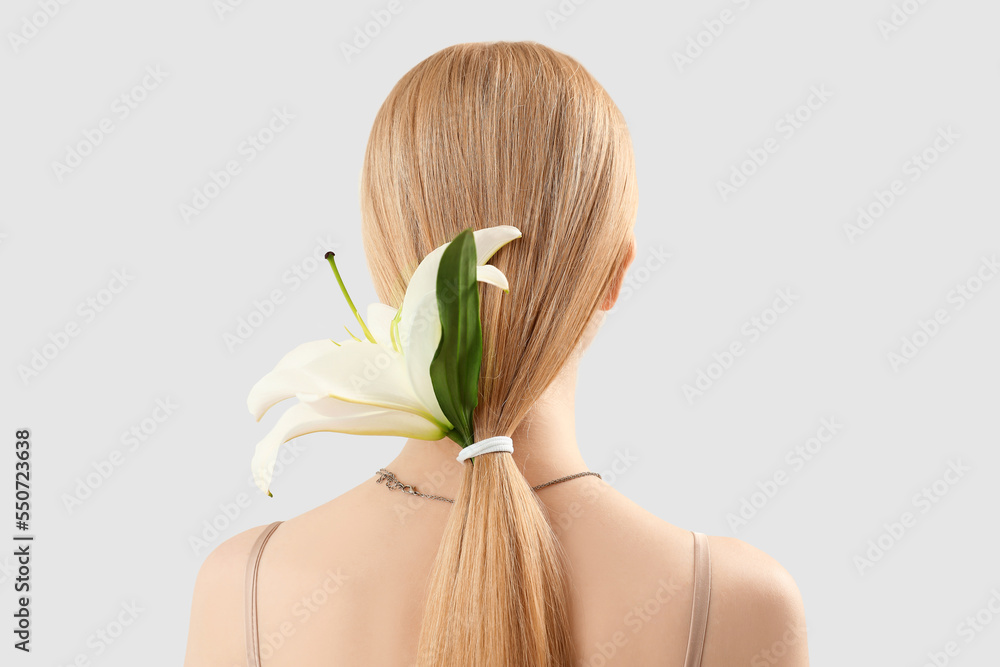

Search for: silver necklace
xmin=375 ymin=468 xmax=602 ymax=504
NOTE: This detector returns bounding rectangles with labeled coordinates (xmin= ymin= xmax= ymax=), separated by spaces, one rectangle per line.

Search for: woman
xmin=183 ymin=41 xmax=809 ymax=667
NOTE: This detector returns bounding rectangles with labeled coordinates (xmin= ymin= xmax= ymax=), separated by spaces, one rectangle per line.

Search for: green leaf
xmin=429 ymin=228 xmax=482 ymax=448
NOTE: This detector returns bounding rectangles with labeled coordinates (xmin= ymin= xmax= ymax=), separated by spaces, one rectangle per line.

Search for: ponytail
xmin=418 ymin=453 xmax=574 ymax=664
xmin=360 ymin=40 xmax=638 ymax=666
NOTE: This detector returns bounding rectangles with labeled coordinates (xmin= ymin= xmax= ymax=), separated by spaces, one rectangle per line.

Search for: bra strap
xmin=244 ymin=521 xmax=283 ymax=667
xmin=683 ymin=531 xmax=712 ymax=667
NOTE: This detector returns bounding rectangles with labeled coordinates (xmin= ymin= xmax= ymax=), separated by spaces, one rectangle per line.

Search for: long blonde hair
xmin=360 ymin=41 xmax=638 ymax=667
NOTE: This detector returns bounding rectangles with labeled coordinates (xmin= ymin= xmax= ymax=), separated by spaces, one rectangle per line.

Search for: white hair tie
xmin=456 ymin=436 xmax=513 ymax=463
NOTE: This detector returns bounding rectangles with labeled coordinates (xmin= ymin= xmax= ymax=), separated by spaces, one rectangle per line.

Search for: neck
xmin=382 ymin=353 xmax=588 ymax=501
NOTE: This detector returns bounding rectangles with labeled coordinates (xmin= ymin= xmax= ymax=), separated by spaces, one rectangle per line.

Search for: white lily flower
xmin=247 ymin=225 xmax=521 ymax=495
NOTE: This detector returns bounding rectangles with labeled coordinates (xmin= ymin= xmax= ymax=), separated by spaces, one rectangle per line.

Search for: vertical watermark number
xmin=13 ymin=428 xmax=33 ymax=651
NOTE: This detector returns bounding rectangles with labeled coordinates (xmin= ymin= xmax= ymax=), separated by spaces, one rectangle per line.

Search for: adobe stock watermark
xmin=606 ymin=246 xmax=671 ymax=316
xmin=178 ymin=106 xmax=295 ymax=224
xmin=50 ymin=65 xmax=169 ymax=183
xmin=580 ymin=576 xmax=682 ymax=666
xmin=886 ymin=253 xmax=997 ymax=372
xmin=877 ymin=0 xmax=933 ymax=41
xmin=383 ymin=462 xmax=458 ymax=526
xmin=682 ymin=288 xmax=798 ymax=405
xmin=339 ymin=0 xmax=411 ymax=64
xmin=544 ymin=0 xmax=591 ymax=31
xmin=61 ymin=398 xmax=179 ymax=514
xmin=327 ymin=272 xmax=477 ymax=395
xmin=672 ymin=0 xmax=761 ymax=73
xmin=716 ymin=84 xmax=833 ymax=202
xmin=213 ymin=0 xmax=250 ymax=20
xmin=750 ymin=620 xmax=808 ymax=667
xmin=54 ymin=600 xmax=143 ymax=667
xmin=7 ymin=0 xmax=73 ymax=54
xmin=549 ymin=448 xmax=639 ymax=537
xmin=726 ymin=416 xmax=844 ymax=534
xmin=307 ymin=276 xmax=469 ymax=399
xmin=17 ymin=268 xmax=135 ymax=386
xmin=917 ymin=588 xmax=1000 ymax=667
xmin=224 ymin=235 xmax=341 ymax=352
xmin=853 ymin=458 xmax=970 ymax=576
xmin=257 ymin=567 xmax=352 ymax=662
xmin=188 ymin=439 xmax=307 ymax=558
xmin=843 ymin=125 xmax=958 ymax=243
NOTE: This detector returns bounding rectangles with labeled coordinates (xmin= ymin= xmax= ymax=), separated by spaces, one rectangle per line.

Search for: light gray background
xmin=2 ymin=0 xmax=998 ymax=664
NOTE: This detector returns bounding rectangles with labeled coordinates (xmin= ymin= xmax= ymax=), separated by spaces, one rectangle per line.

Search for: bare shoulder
xmin=182 ymin=523 xmax=274 ymax=667
xmin=701 ymin=535 xmax=809 ymax=667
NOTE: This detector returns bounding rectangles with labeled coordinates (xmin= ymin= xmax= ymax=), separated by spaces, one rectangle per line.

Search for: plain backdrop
xmin=2 ymin=0 xmax=999 ymax=664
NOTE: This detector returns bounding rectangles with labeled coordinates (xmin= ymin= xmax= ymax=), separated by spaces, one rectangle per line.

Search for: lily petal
xmin=251 ymin=396 xmax=446 ymax=494
xmin=366 ymin=302 xmax=398 ymax=345
xmin=248 ymin=339 xmax=340 ymax=419
xmin=471 ymin=225 xmax=522 ymax=265
xmin=399 ymin=291 xmax=446 ymax=425
xmin=398 ymin=264 xmax=511 ymax=427
xmin=274 ymin=338 xmax=338 ymax=372
xmin=397 ymin=226 xmax=521 ymax=372
xmin=248 ymin=340 xmax=444 ymax=425
xmin=476 ymin=264 xmax=510 ymax=292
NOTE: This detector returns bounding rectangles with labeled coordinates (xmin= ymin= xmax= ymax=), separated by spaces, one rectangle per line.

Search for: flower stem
xmin=325 ymin=251 xmax=376 ymax=344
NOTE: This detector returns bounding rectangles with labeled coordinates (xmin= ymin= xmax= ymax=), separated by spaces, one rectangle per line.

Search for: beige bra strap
xmin=244 ymin=521 xmax=283 ymax=667
xmin=683 ymin=531 xmax=712 ymax=667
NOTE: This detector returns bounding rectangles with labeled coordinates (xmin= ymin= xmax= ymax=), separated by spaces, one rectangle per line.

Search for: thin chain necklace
xmin=375 ymin=467 xmax=602 ymax=504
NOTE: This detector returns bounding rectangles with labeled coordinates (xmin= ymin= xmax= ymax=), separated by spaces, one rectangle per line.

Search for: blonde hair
xmin=360 ymin=41 xmax=638 ymax=667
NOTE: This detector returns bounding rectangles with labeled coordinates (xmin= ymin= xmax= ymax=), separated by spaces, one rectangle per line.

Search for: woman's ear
xmin=600 ymin=234 xmax=636 ymax=311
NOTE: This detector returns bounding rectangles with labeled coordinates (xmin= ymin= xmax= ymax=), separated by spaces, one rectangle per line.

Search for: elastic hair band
xmin=456 ymin=436 xmax=513 ymax=463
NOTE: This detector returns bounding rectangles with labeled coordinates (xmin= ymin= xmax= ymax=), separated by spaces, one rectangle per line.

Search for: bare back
xmin=184 ymin=475 xmax=808 ymax=666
